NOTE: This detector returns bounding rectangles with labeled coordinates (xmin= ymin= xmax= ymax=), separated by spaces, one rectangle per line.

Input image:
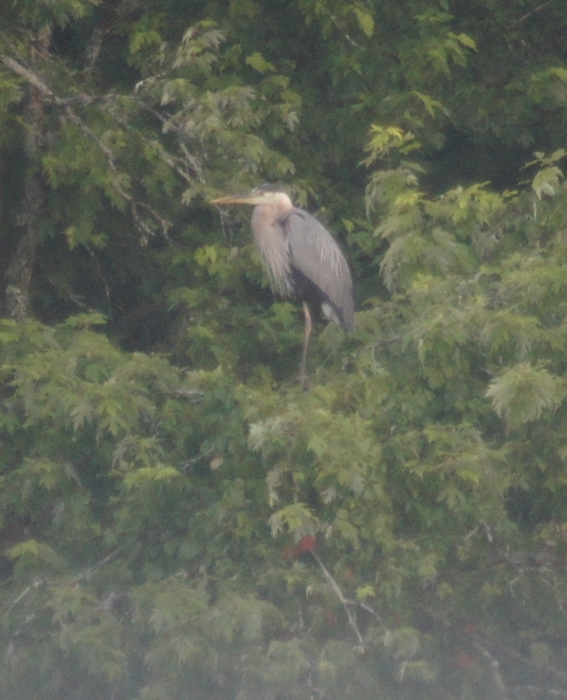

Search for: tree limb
xmin=1 ymin=53 xmax=172 ymax=241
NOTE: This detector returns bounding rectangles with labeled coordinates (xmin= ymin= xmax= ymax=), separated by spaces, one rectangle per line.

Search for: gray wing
xmin=284 ymin=209 xmax=354 ymax=331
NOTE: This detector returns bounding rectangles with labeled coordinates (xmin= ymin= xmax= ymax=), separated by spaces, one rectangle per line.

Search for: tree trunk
xmin=4 ymin=74 xmax=47 ymax=321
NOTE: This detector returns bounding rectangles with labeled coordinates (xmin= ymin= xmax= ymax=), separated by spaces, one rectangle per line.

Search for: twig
xmin=180 ymin=443 xmax=215 ymax=470
xmin=84 ymin=244 xmax=112 ymax=314
xmin=512 ymin=686 xmax=567 ymax=698
xmin=359 ymin=601 xmax=383 ymax=624
xmin=374 ymin=334 xmax=403 ymax=347
xmin=2 ymin=578 xmax=46 ymax=621
xmin=328 ymin=13 xmax=365 ymax=50
xmin=139 ymin=104 xmax=205 ymax=180
xmin=509 ymin=2 xmax=551 ymax=28
xmin=217 ymin=207 xmax=238 ymax=243
xmin=74 ymin=548 xmax=120 ymax=582
xmin=419 ymin=603 xmax=567 ymax=690
xmin=463 ymin=520 xmax=493 ymax=543
xmin=3 ymin=548 xmax=121 ymax=623
xmin=488 ymin=638 xmax=567 ymax=688
xmin=472 ymin=637 xmax=509 ymax=700
xmin=310 ymin=550 xmax=365 ymax=650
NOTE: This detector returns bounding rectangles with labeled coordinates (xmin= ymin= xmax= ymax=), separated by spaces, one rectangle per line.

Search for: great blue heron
xmin=211 ymin=185 xmax=354 ymax=383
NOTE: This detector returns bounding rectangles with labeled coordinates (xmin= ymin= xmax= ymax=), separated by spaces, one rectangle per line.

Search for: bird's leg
xmin=298 ymin=302 xmax=312 ymax=387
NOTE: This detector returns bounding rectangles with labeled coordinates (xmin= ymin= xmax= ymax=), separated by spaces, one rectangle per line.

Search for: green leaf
xmin=353 ymin=7 xmax=374 ymax=37
xmin=246 ymin=52 xmax=276 ymax=73
xmin=455 ymin=32 xmax=476 ymax=50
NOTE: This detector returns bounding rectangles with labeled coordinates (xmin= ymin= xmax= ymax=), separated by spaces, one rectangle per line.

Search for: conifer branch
xmin=0 ymin=54 xmax=172 ymax=241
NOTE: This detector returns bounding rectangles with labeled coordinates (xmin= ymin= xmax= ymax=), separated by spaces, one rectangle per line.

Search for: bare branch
xmin=139 ymin=104 xmax=205 ymax=180
xmin=1 ymin=55 xmax=55 ymax=98
xmin=359 ymin=601 xmax=383 ymax=624
xmin=328 ymin=13 xmax=365 ymax=50
xmin=2 ymin=578 xmax=46 ymax=621
xmin=472 ymin=637 xmax=509 ymax=700
xmin=311 ymin=550 xmax=365 ymax=650
xmin=74 ymin=548 xmax=120 ymax=582
xmin=509 ymin=2 xmax=551 ymax=28
xmin=0 ymin=55 xmax=95 ymax=107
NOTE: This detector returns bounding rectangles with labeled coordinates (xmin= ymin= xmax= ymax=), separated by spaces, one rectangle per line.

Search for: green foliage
xmin=2 ymin=1 xmax=567 ymax=699
xmin=486 ymin=363 xmax=565 ymax=429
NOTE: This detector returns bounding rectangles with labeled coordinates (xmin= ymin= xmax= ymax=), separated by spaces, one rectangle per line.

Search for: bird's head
xmin=211 ymin=185 xmax=292 ymax=209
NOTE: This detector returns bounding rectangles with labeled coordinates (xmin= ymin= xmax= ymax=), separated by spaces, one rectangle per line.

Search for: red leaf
xmin=298 ymin=535 xmax=316 ymax=553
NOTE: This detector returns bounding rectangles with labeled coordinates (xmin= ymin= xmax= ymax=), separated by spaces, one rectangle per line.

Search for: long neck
xmin=251 ymin=204 xmax=293 ymax=297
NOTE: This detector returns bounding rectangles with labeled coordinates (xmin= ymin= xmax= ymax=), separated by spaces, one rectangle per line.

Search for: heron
xmin=211 ymin=185 xmax=354 ymax=383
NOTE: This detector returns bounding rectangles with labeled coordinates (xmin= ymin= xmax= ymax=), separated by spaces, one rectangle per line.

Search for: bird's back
xmin=284 ymin=209 xmax=354 ymax=331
